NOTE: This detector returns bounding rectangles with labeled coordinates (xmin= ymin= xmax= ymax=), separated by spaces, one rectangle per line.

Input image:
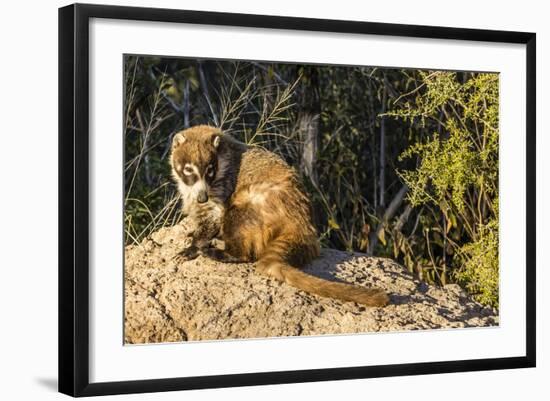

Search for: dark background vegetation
xmin=123 ymin=55 xmax=499 ymax=307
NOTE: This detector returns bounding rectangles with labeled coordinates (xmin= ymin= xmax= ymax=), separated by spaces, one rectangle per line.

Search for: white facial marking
xmin=176 ymin=177 xmax=208 ymax=213
xmin=183 ymin=163 xmax=199 ymax=176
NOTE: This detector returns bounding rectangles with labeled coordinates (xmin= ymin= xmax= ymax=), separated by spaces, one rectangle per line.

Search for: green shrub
xmin=388 ymin=72 xmax=499 ymax=307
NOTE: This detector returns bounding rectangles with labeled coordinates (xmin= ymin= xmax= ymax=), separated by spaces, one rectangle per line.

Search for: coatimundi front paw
xmin=201 ymin=247 xmax=244 ymax=263
xmin=173 ymin=245 xmax=200 ymax=263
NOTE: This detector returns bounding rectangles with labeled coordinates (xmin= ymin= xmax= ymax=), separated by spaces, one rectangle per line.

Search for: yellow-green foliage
xmin=400 ymin=123 xmax=478 ymax=213
xmin=389 ymin=71 xmax=499 ymax=307
xmin=456 ymin=210 xmax=499 ymax=307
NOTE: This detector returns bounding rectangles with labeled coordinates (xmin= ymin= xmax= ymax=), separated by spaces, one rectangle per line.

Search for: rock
xmin=124 ymin=221 xmax=498 ymax=344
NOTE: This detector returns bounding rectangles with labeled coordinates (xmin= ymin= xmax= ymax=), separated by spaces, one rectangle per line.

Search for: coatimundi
xmin=170 ymin=125 xmax=389 ymax=307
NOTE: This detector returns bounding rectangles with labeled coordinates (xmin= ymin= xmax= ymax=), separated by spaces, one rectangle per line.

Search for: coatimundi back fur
xmin=170 ymin=125 xmax=389 ymax=307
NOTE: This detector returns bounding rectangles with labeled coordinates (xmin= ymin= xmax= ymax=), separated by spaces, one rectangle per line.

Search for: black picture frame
xmin=58 ymin=3 xmax=536 ymax=397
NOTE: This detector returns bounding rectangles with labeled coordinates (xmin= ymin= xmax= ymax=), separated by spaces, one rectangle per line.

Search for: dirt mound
xmin=124 ymin=221 xmax=498 ymax=344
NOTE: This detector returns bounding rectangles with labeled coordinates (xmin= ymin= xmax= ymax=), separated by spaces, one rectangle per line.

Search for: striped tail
xmin=257 ymin=239 xmax=389 ymax=307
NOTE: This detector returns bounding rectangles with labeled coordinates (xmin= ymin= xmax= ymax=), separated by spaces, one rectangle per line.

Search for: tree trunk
xmin=197 ymin=61 xmax=218 ymax=126
xmin=299 ymin=113 xmax=320 ymax=187
xmin=183 ymin=79 xmax=190 ymax=129
xmin=379 ymin=82 xmax=387 ymax=208
xmin=297 ymin=66 xmax=321 ymax=188
xmin=372 ymin=127 xmax=378 ymax=210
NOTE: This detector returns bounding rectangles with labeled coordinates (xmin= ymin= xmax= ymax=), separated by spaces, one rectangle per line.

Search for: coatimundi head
xmin=170 ymin=125 xmax=222 ymax=205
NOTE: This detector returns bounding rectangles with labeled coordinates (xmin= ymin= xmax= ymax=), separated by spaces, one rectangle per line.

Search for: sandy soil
xmin=124 ymin=220 xmax=498 ymax=344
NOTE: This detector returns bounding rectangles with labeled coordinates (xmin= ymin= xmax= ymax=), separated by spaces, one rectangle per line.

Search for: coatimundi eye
xmin=206 ymin=164 xmax=215 ymax=177
xmin=183 ymin=166 xmax=194 ymax=176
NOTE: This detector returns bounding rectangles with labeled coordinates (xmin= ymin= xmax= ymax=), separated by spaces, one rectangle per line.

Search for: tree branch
xmin=368 ymin=184 xmax=409 ymax=255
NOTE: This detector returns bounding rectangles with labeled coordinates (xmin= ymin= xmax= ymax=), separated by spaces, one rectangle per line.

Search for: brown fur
xmin=170 ymin=125 xmax=389 ymax=307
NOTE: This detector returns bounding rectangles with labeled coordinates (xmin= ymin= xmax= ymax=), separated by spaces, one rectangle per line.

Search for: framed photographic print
xmin=58 ymin=3 xmax=536 ymax=397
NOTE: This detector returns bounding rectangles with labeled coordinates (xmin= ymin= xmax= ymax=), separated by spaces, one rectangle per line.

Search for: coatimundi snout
xmin=170 ymin=125 xmax=389 ymax=307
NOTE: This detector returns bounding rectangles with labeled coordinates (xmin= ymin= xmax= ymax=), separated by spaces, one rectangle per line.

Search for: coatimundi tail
xmin=170 ymin=125 xmax=389 ymax=307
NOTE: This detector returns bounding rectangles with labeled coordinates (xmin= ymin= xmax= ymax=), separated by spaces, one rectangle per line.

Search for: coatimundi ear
xmin=212 ymin=133 xmax=221 ymax=148
xmin=172 ymin=132 xmax=186 ymax=148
